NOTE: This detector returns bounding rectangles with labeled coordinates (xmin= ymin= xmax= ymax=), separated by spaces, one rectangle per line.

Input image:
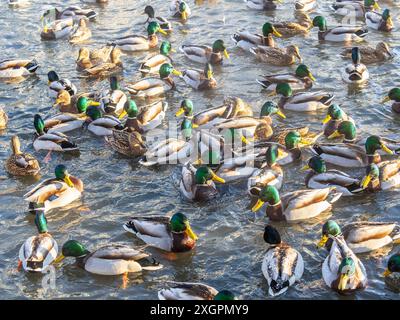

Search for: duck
xmin=24 ymin=164 xmax=83 ymax=213
xmin=126 ymin=63 xmax=182 ymax=99
xmin=84 ymin=106 xmax=123 ymax=136
xmin=256 ymin=64 xmax=315 ymax=91
xmin=53 ymin=90 xmax=100 ymax=114
xmin=251 ymin=185 xmax=342 ymax=222
xmin=312 ymin=16 xmax=368 ymax=42
xmin=33 ymin=114 xmax=79 ymax=152
xmin=179 ymin=39 xmax=229 ymax=65
xmin=55 ymin=240 xmax=162 ymax=288
xmin=244 ymin=0 xmax=282 ymax=10
xmin=231 ymin=22 xmax=282 ymax=51
xmin=273 ymin=12 xmax=313 ymax=37
xmin=0 ymin=106 xmax=8 ymax=129
xmin=5 ymin=135 xmax=40 ymax=176
xmin=144 ymin=5 xmax=172 ymax=33
xmin=181 ymin=63 xmax=217 ymax=90
xmin=272 ymin=83 xmax=334 ymax=111
xmin=158 ymin=283 xmax=235 ymax=300
xmin=83 ymin=47 xmax=123 ymax=78
xmin=250 ymin=45 xmax=302 ymax=66
xmin=382 ymin=88 xmax=400 ymax=114
xmin=0 ymin=59 xmax=39 ymax=78
xmin=138 ymin=41 xmax=174 ymax=76
xmin=112 ymin=21 xmax=167 ymax=52
xmin=69 ymin=18 xmax=92 ymax=43
xmin=76 ymin=47 xmax=93 ymax=70
xmin=41 ymin=6 xmax=97 ymax=23
xmin=42 ymin=113 xmax=87 ymax=134
xmin=106 ymin=129 xmax=147 ymax=158
xmin=322 ymin=104 xmax=354 ymax=137
xmin=40 ymin=18 xmax=74 ymax=40
xmin=318 ymin=220 xmax=400 ymax=254
xmin=332 ymin=0 xmax=380 ymax=18
xmin=262 ymin=225 xmax=304 ymax=296
xmin=47 ymin=70 xmax=77 ymax=98
xmin=89 ymin=45 xmax=116 ymax=65
xmin=18 ymin=212 xmax=58 ymax=273
xmin=123 ymin=212 xmax=198 ymax=252
xmin=365 ymin=8 xmax=394 ymax=32
xmin=322 ymin=236 xmax=367 ymax=294
xmin=361 ymin=161 xmax=400 ymax=191
xmin=340 ymin=42 xmax=393 ymax=64
xmin=341 ymin=47 xmax=369 ymax=85
xmin=383 ymin=254 xmax=400 ymax=292
xmin=99 ymin=76 xmax=127 ymax=117
xmin=170 ymin=0 xmax=191 ymax=20
xmin=302 ymin=156 xmax=362 ymax=196
xmin=295 ymin=0 xmax=317 ymax=11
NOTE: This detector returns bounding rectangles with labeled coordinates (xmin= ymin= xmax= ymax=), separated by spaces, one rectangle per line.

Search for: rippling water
xmin=1 ymin=0 xmax=400 ymax=300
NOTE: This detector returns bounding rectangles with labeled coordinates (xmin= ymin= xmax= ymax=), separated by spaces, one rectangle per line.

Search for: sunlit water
xmin=0 ymin=0 xmax=400 ymax=300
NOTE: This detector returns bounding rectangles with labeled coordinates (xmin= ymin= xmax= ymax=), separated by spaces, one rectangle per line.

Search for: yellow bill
xmin=338 ymin=273 xmax=349 ymax=291
xmin=361 ymin=175 xmax=371 ymax=189
xmin=64 ymin=175 xmax=74 ymax=188
xmin=328 ymin=130 xmax=341 ymax=139
xmin=317 ymin=234 xmax=329 ymax=248
xmin=252 ymin=199 xmax=264 ymax=212
xmin=207 ymin=70 xmax=213 ymax=79
xmin=54 ymin=254 xmax=65 ymax=264
xmin=118 ymin=110 xmax=127 ymax=119
xmin=322 ymin=114 xmax=331 ymax=124
xmin=273 ymin=28 xmax=282 ymax=37
xmin=185 ymin=223 xmax=198 ymax=241
xmin=175 ymin=108 xmax=185 ymax=117
xmin=300 ymin=164 xmax=310 ymax=172
xmin=170 ymin=48 xmax=177 ymax=53
xmin=172 ymin=69 xmax=182 ymax=76
xmin=381 ymin=143 xmax=393 ymax=155
xmin=182 ymin=11 xmax=187 ymax=20
xmin=383 ymin=269 xmax=392 ymax=277
xmin=382 ymin=96 xmax=390 ymax=103
xmin=308 ymin=72 xmax=316 ymax=82
xmin=192 ymin=123 xmax=199 ymax=128
xmin=374 ymin=2 xmax=380 ymax=10
xmin=158 ymin=28 xmax=168 ymax=36
xmin=241 ymin=135 xmax=250 ymax=145
xmin=89 ymin=101 xmax=100 ymax=107
xmin=223 ymin=49 xmax=230 ymax=59
xmin=211 ymin=171 xmax=225 ymax=184
xmin=276 ymin=110 xmax=286 ymax=119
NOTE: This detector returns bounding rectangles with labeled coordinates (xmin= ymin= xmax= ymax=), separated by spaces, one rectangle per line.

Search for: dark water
xmin=0 ymin=0 xmax=400 ymax=299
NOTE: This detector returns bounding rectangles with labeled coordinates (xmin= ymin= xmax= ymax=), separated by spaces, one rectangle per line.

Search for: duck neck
xmin=265 ymin=201 xmax=284 ymax=221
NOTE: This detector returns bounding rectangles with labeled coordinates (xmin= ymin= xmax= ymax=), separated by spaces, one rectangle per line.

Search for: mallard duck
xmin=53 ymin=90 xmax=100 ymax=114
xmin=76 ymin=47 xmax=93 ymax=70
xmin=311 ymin=135 xmax=394 ymax=168
xmin=24 ymin=164 xmax=83 ymax=213
xmin=340 ymin=42 xmax=393 ymax=64
xmin=69 ymin=18 xmax=92 ymax=43
xmin=55 ymin=240 xmax=162 ymax=288
xmin=331 ymin=0 xmax=379 ymax=18
xmin=84 ymin=106 xmax=123 ymax=136
xmin=231 ymin=22 xmax=282 ymax=51
xmin=89 ymin=45 xmax=115 ymax=65
xmin=302 ymin=156 xmax=362 ymax=196
xmin=322 ymin=236 xmax=367 ymax=294
xmin=273 ymin=12 xmax=312 ymax=37
xmin=318 ymin=220 xmax=400 ymax=254
xmin=244 ymin=0 xmax=281 ymax=11
xmin=250 ymin=45 xmax=302 ymax=66
xmin=262 ymin=225 xmax=304 ymax=296
xmin=322 ymin=104 xmax=354 ymax=137
xmin=256 ymin=64 xmax=315 ymax=91
xmin=295 ymin=0 xmax=316 ymax=11
xmin=361 ymin=161 xmax=400 ymax=191
xmin=170 ymin=0 xmax=191 ymax=20
xmin=365 ymin=8 xmax=394 ymax=32
xmin=41 ymin=6 xmax=97 ymax=23
xmin=251 ymin=185 xmax=342 ymax=221
xmin=33 ymin=115 xmax=79 ymax=152
xmin=181 ymin=63 xmax=217 ymax=90
xmin=0 ymin=106 xmax=8 ymax=129
xmin=139 ymin=41 xmax=174 ymax=76
xmin=126 ymin=63 xmax=182 ymax=99
xmin=41 ymin=18 xmax=74 ymax=40
xmin=272 ymin=83 xmax=333 ymax=111
xmin=18 ymin=212 xmax=58 ymax=272
xmin=341 ymin=47 xmax=369 ymax=85
xmin=159 ymin=283 xmax=235 ymax=300
xmin=382 ymin=88 xmax=400 ymax=114
xmin=99 ymin=76 xmax=127 ymax=117
xmin=312 ymin=16 xmax=368 ymax=42
xmin=5 ymin=135 xmax=40 ymax=176
xmin=179 ymin=39 xmax=229 ymax=65
xmin=106 ymin=129 xmax=147 ymax=157
xmin=384 ymin=254 xmax=400 ymax=292
xmin=144 ymin=5 xmax=172 ymax=33
xmin=47 ymin=70 xmax=77 ymax=98
xmin=124 ymin=212 xmax=198 ymax=252
xmin=83 ymin=47 xmax=123 ymax=77
xmin=0 ymin=59 xmax=39 ymax=78
xmin=43 ymin=113 xmax=87 ymax=134
xmin=112 ymin=21 xmax=167 ymax=52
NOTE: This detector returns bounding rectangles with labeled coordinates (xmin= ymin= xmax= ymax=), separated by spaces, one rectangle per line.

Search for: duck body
xmin=0 ymin=59 xmax=39 ymax=78
xmin=139 ymin=52 xmax=172 ymax=76
xmin=317 ymin=26 xmax=368 ymax=42
xmin=231 ymin=32 xmax=275 ymax=51
xmin=257 ymin=73 xmax=312 ymax=91
xmin=247 ymin=165 xmax=283 ymax=196
xmin=42 ymin=6 xmax=97 ymax=23
xmin=340 ymin=42 xmax=393 ymax=64
xmin=87 ymin=115 xmax=123 ymax=136
xmin=48 ymin=75 xmax=77 ymax=98
xmin=5 ymin=136 xmax=40 ymax=176
xmin=158 ymin=283 xmax=219 ymax=300
xmin=279 ymin=91 xmax=333 ymax=111
xmin=365 ymin=10 xmax=394 ymax=31
xmin=181 ymin=67 xmax=217 ymax=90
xmin=44 ymin=113 xmax=86 ymax=134
xmin=0 ymin=107 xmax=8 ymax=129
xmin=363 ymin=160 xmax=400 ymax=191
xmin=69 ymin=18 xmax=92 ymax=43
xmin=34 ymin=132 xmax=78 ymax=152
xmin=341 ymin=47 xmax=369 ymax=85
xmin=106 ymin=129 xmax=147 ymax=157
xmin=179 ymin=41 xmax=228 ymax=65
xmin=250 ymin=45 xmax=302 ymax=66
xmin=127 ymin=77 xmax=175 ymax=99
xmin=137 ymin=100 xmax=168 ymax=132
xmin=113 ymin=34 xmax=158 ymax=52
xmin=41 ymin=18 xmax=74 ymax=40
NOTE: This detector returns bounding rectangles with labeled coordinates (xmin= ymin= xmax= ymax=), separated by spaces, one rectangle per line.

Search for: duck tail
xmin=86 ymin=10 xmax=97 ymax=20
xmin=138 ymin=63 xmax=150 ymax=76
xmin=311 ymin=144 xmax=323 ymax=155
xmin=321 ymin=94 xmax=334 ymax=106
xmin=391 ymin=225 xmax=400 ymax=243
xmin=141 ymin=257 xmax=163 ymax=271
xmin=60 ymin=140 xmax=78 ymax=151
xmin=249 ymin=47 xmax=258 ymax=56
xmin=26 ymin=60 xmax=39 ymax=73
xmin=256 ymin=78 xmax=271 ymax=89
xmin=231 ymin=34 xmax=241 ymax=45
xmin=269 ymin=279 xmax=290 ymax=297
xmin=356 ymin=27 xmax=368 ymax=38
xmin=28 ymin=202 xmax=45 ymax=215
xmin=328 ymin=187 xmax=343 ymax=204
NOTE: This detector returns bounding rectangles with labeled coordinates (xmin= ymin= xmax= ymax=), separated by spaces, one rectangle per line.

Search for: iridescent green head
xmin=181 ymin=117 xmax=193 ymax=140
xmin=365 ymin=135 xmax=393 ymax=155
xmin=385 ymin=88 xmax=400 ymax=102
xmin=263 ymin=225 xmax=282 ymax=245
xmin=276 ymin=83 xmax=292 ymax=98
xmin=34 ymin=114 xmax=45 ymax=135
xmin=326 ymin=104 xmax=345 ymax=121
xmin=124 ymin=99 xmax=138 ymax=118
xmin=262 ymin=23 xmax=282 ymax=37
xmin=387 ymin=254 xmax=400 ymax=273
xmin=35 ymin=212 xmax=48 ymax=234
xmin=331 ymin=121 xmax=357 ymax=141
xmin=194 ymin=166 xmax=225 ymax=184
xmin=364 ymin=0 xmax=380 ymax=10
xmin=312 ymin=16 xmax=327 ymax=31
xmin=160 ymin=41 xmax=172 ymax=55
xmin=212 ymin=40 xmax=227 ymax=53
xmin=179 ymin=1 xmax=188 ymax=13
xmin=86 ymin=105 xmax=102 ymax=121
xmin=169 ymin=212 xmax=198 ymax=243
xmin=322 ymin=220 xmax=342 ymax=237
xmin=147 ymin=21 xmax=161 ymax=35
xmin=109 ymin=76 xmax=119 ymax=90
xmin=260 ymin=101 xmax=286 ymax=119
xmin=47 ymin=71 xmax=59 ymax=82
xmin=259 ymin=186 xmax=280 ymax=205
xmin=61 ymin=240 xmax=90 ymax=258
xmin=338 ymin=257 xmax=356 ymax=278
xmin=77 ymin=97 xmax=90 ymax=113
xmin=265 ymin=145 xmax=279 ymax=167
xmin=285 ymin=131 xmax=301 ymax=149
xmin=159 ymin=63 xmax=181 ymax=79
xmin=177 ymin=99 xmax=194 ymax=117
xmin=382 ymin=9 xmax=391 ymax=21
xmin=308 ymin=156 xmax=327 ymax=174
xmin=214 ymin=290 xmax=235 ymax=300
xmin=295 ymin=64 xmax=316 ymax=81
xmin=351 ymin=47 xmax=361 ymax=65
xmin=54 ymin=164 xmax=74 ymax=187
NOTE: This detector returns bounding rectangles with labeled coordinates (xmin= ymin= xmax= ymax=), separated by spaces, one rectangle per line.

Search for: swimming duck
xmin=231 ymin=22 xmax=282 ymax=51
xmin=272 ymin=83 xmax=333 ymax=111
xmin=256 ymin=64 xmax=315 ymax=91
xmin=0 ymin=59 xmax=39 ymax=78
xmin=384 ymin=254 xmax=400 ymax=292
xmin=41 ymin=6 xmax=97 ymax=23
xmin=144 ymin=5 xmax=172 ymax=33
xmin=76 ymin=47 xmax=93 ymax=70
xmin=322 ymin=236 xmax=367 ymax=294
xmin=99 ymin=76 xmax=127 ymax=117
xmin=159 ymin=283 xmax=235 ymax=300
xmin=170 ymin=0 xmax=191 ymax=21
xmin=273 ymin=12 xmax=313 ymax=37
xmin=124 ymin=212 xmax=198 ymax=252
xmin=41 ymin=18 xmax=74 ymax=40
xmin=126 ymin=63 xmax=182 ymax=99
xmin=262 ymin=225 xmax=304 ymax=296
xmin=341 ymin=47 xmax=369 ymax=85
xmin=295 ymin=0 xmax=316 ymax=11
xmin=89 ymin=45 xmax=116 ymax=65
xmin=322 ymin=104 xmax=354 ymax=137
xmin=340 ymin=42 xmax=393 ymax=64
xmin=382 ymin=88 xmax=400 ymax=114
xmin=179 ymin=39 xmax=229 ymax=65
xmin=47 ymin=70 xmax=77 ymax=98
xmin=365 ymin=8 xmax=394 ymax=32
xmin=244 ymin=0 xmax=281 ymax=11
xmin=112 ymin=21 xmax=167 ymax=52
xmin=5 ymin=135 xmax=40 ymax=176
xmin=83 ymin=47 xmax=123 ymax=78
xmin=84 ymin=106 xmax=123 ymax=136
xmin=361 ymin=161 xmax=400 ymax=191
xmin=0 ymin=106 xmax=8 ymax=129
xmin=24 ymin=164 xmax=83 ymax=213
xmin=69 ymin=18 xmax=92 ymax=43
xmin=43 ymin=113 xmax=87 ymax=134
xmin=312 ymin=16 xmax=368 ymax=42
xmin=106 ymin=129 xmax=147 ymax=158
xmin=250 ymin=45 xmax=302 ymax=66
xmin=302 ymin=156 xmax=362 ymax=196
xmin=181 ymin=63 xmax=217 ymax=90
xmin=332 ymin=0 xmax=380 ymax=18
xmin=18 ymin=212 xmax=58 ymax=273
xmin=53 ymin=90 xmax=100 ymax=114
xmin=139 ymin=41 xmax=174 ymax=76
xmin=318 ymin=220 xmax=400 ymax=254
xmin=33 ymin=114 xmax=79 ymax=152
xmin=251 ymin=185 xmax=342 ymax=221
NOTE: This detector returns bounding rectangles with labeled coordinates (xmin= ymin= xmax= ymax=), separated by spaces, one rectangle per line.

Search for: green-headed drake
xmin=144 ymin=5 xmax=172 ymax=33
xmin=84 ymin=105 xmax=123 ymax=136
xmin=179 ymin=39 xmax=229 ymax=65
xmin=159 ymin=283 xmax=235 ymax=300
xmin=170 ymin=0 xmax=191 ymax=21
xmin=182 ymin=63 xmax=217 ymax=90
xmin=322 ymin=104 xmax=354 ymax=137
xmin=53 ymin=89 xmax=100 ymax=114
xmin=361 ymin=161 xmax=400 ymax=191
xmin=382 ymin=87 xmax=400 ymax=114
xmin=139 ymin=41 xmax=174 ymax=76
xmin=341 ymin=47 xmax=369 ymax=85
xmin=332 ymin=0 xmax=380 ymax=18
xmin=366 ymin=8 xmax=394 ymax=32
xmin=341 ymin=42 xmax=393 ymax=64
xmin=99 ymin=76 xmax=127 ymax=118
xmin=384 ymin=254 xmax=400 ymax=292
xmin=0 ymin=58 xmax=39 ymax=79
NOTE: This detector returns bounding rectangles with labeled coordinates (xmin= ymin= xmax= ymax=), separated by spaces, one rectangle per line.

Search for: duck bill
xmin=241 ymin=135 xmax=250 ymax=145
xmin=158 ymin=28 xmax=168 ymax=36
xmin=299 ymin=138 xmax=313 ymax=147
xmin=338 ymin=274 xmax=349 ymax=291
xmin=181 ymin=11 xmax=188 ymax=20
xmin=387 ymin=17 xmax=394 ymax=28
xmin=308 ymin=72 xmax=316 ymax=82
xmin=64 ymin=175 xmax=74 ymax=188
xmin=192 ymin=123 xmax=199 ymax=128
xmin=273 ymin=28 xmax=282 ymax=37
xmin=170 ymin=48 xmax=177 ymax=53
xmin=54 ymin=254 xmax=65 ymax=264
xmin=381 ymin=143 xmax=393 ymax=155
xmin=53 ymin=99 xmax=61 ymax=108
xmin=361 ymin=175 xmax=372 ymax=189
xmin=381 ymin=96 xmax=390 ymax=103
xmin=276 ymin=110 xmax=286 ymax=119
xmin=175 ymin=108 xmax=185 ymax=117
xmin=185 ymin=223 xmax=198 ymax=241
xmin=383 ymin=269 xmax=392 ymax=277
xmin=300 ymin=164 xmax=310 ymax=172
xmin=223 ymin=49 xmax=230 ymax=59
xmin=172 ymin=69 xmax=182 ymax=76
xmin=328 ymin=130 xmax=341 ymax=139
xmin=89 ymin=101 xmax=100 ymax=107
xmin=192 ymin=158 xmax=202 ymax=165
xmin=322 ymin=114 xmax=331 ymax=124
xmin=211 ymin=172 xmax=225 ymax=184
xmin=43 ymin=26 xmax=49 ymax=33
xmin=118 ymin=110 xmax=127 ymax=119
xmin=267 ymin=91 xmax=277 ymax=97
xmin=373 ymin=2 xmax=380 ymax=10
xmin=207 ymin=70 xmax=213 ymax=79
xmin=317 ymin=234 xmax=329 ymax=248
xmin=251 ymin=199 xmax=264 ymax=212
